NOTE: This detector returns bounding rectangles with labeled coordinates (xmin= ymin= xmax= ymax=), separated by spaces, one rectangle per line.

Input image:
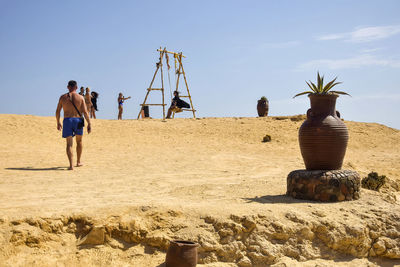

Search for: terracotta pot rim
xmin=170 ymin=240 xmax=199 ymax=247
xmin=308 ymin=93 xmax=339 ymax=98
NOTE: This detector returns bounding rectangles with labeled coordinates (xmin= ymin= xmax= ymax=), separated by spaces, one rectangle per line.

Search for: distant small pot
xmin=165 ymin=240 xmax=198 ymax=267
xmin=257 ymin=99 xmax=269 ymax=117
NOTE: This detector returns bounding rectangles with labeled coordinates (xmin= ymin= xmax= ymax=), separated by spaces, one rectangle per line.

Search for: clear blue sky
xmin=1 ymin=0 xmax=399 ymax=129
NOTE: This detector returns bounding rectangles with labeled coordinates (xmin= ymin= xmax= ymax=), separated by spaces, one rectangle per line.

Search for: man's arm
xmin=56 ymin=97 xmax=63 ymax=131
xmin=123 ymin=96 xmax=131 ymax=100
xmin=81 ymin=97 xmax=92 ymax=134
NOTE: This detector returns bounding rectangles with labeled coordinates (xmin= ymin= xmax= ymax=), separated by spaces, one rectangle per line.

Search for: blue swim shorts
xmin=62 ymin=117 xmax=84 ymax=138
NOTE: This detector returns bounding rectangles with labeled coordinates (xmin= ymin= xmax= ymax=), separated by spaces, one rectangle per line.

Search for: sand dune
xmin=0 ymin=114 xmax=399 ymax=266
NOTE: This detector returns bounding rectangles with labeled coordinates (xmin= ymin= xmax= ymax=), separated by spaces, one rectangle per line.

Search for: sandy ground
xmin=0 ymin=114 xmax=400 ymax=266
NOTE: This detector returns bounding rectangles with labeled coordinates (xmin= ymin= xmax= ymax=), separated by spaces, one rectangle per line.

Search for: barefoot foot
xmin=76 ymin=163 xmax=84 ymax=167
xmin=68 ymin=166 xmax=74 ymax=170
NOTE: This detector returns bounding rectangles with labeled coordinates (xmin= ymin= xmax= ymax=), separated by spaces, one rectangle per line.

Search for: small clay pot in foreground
xmin=165 ymin=240 xmax=199 ymax=267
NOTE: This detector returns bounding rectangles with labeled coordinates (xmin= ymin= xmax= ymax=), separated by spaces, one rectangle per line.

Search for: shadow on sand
xmin=5 ymin=167 xmax=67 ymax=171
xmin=243 ymin=194 xmax=323 ymax=204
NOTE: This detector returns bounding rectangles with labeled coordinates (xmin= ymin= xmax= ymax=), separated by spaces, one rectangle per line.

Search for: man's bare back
xmin=58 ymin=93 xmax=86 ymax=118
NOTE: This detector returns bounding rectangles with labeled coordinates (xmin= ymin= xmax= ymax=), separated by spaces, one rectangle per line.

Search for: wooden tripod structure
xmin=137 ymin=47 xmax=196 ymax=120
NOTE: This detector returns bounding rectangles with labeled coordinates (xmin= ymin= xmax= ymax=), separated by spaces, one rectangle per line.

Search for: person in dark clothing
xmin=166 ymin=91 xmax=190 ymax=119
xmin=90 ymin=91 xmax=99 ymax=119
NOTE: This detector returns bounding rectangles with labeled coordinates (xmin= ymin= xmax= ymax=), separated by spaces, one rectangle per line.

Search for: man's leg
xmin=166 ymin=108 xmax=172 ymax=119
xmin=166 ymin=105 xmax=175 ymax=119
xmin=76 ymin=135 xmax=83 ymax=167
xmin=66 ymin=137 xmax=74 ymax=170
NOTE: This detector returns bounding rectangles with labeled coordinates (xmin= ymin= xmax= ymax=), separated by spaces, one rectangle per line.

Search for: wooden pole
xmin=175 ymin=57 xmax=181 ymax=92
xmin=160 ymin=48 xmax=166 ymax=120
xmin=177 ymin=54 xmax=196 ymax=119
xmin=156 ymin=49 xmax=186 ymax=58
xmin=137 ymin=65 xmax=159 ymax=119
xmin=137 ymin=49 xmax=166 ymax=119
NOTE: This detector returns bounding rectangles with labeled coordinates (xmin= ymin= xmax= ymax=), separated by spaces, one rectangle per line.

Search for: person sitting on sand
xmin=166 ymin=91 xmax=190 ymax=119
xmin=118 ymin=93 xmax=131 ymax=120
xmin=85 ymin=87 xmax=93 ymax=116
xmin=56 ymin=80 xmax=91 ymax=170
xmin=90 ymin=91 xmax=99 ymax=119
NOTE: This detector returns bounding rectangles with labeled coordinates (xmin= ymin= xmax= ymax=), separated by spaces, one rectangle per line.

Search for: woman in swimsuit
xmin=85 ymin=87 xmax=93 ymax=116
xmin=118 ymin=92 xmax=131 ymax=120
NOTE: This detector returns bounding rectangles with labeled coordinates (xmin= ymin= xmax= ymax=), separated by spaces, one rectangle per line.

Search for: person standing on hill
xmin=85 ymin=87 xmax=93 ymax=116
xmin=56 ymin=80 xmax=92 ymax=170
xmin=79 ymin=86 xmax=85 ymax=96
xmin=118 ymin=92 xmax=131 ymax=120
xmin=90 ymin=91 xmax=99 ymax=119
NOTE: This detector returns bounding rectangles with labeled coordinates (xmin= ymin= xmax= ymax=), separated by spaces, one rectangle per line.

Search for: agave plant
xmin=293 ymin=72 xmax=350 ymax=98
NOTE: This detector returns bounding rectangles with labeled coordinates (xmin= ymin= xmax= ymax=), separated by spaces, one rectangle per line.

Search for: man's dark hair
xmin=68 ymin=80 xmax=77 ymax=87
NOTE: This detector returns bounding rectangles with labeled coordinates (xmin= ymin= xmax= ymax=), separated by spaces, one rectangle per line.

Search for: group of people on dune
xmin=78 ymin=86 xmax=99 ymax=119
xmin=56 ymin=80 xmax=189 ymax=170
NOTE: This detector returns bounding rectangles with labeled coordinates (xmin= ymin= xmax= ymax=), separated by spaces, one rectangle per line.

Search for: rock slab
xmin=77 ymin=226 xmax=105 ymax=246
xmin=287 ymin=169 xmax=361 ymax=202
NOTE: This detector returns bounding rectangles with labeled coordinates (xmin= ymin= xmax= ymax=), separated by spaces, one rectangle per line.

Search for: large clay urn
xmin=299 ymin=94 xmax=348 ymax=170
xmin=165 ymin=240 xmax=198 ymax=267
xmin=257 ymin=98 xmax=269 ymax=117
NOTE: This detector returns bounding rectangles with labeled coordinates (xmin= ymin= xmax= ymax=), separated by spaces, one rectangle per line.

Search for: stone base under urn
xmin=287 ymin=169 xmax=360 ymax=202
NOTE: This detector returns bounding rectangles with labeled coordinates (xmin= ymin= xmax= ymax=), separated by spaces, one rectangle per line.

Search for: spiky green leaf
xmin=316 ymin=72 xmax=325 ymax=92
xmin=305 ymin=81 xmax=317 ymax=93
xmin=309 ymin=81 xmax=318 ymax=92
xmin=320 ymin=75 xmax=324 ymax=92
xmin=317 ymin=72 xmax=321 ymax=91
xmin=330 ymin=91 xmax=351 ymax=96
xmin=325 ymin=82 xmax=342 ymax=92
xmin=305 ymin=81 xmax=313 ymax=90
xmin=322 ymin=77 xmax=338 ymax=93
xmin=293 ymin=91 xmax=314 ymax=98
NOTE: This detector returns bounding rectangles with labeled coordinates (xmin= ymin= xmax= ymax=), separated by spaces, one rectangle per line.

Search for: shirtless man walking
xmin=56 ymin=80 xmax=92 ymax=170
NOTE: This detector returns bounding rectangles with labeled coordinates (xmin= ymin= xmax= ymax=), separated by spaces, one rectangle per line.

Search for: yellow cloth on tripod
xmin=171 ymin=107 xmax=183 ymax=113
xmin=165 ymin=53 xmax=170 ymax=69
